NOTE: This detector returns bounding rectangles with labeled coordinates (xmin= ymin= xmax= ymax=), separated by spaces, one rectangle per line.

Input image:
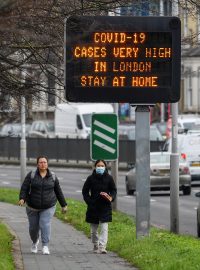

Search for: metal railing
xmin=0 ymin=137 xmax=165 ymax=164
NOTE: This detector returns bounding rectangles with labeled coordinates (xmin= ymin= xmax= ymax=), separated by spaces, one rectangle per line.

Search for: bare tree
xmin=0 ymin=0 xmax=125 ymax=111
xmin=0 ymin=0 xmax=199 ymax=115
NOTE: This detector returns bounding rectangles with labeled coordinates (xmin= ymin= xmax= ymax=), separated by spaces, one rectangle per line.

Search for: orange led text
xmin=74 ymin=46 xmax=107 ymax=58
xmin=113 ymin=61 xmax=151 ymax=72
xmin=94 ymin=32 xmax=146 ymax=44
xmin=112 ymin=76 xmax=126 ymax=86
xmin=132 ymin=76 xmax=158 ymax=87
xmin=113 ymin=47 xmax=139 ymax=58
xmin=81 ymin=76 xmax=107 ymax=86
xmin=145 ymin=48 xmax=171 ymax=58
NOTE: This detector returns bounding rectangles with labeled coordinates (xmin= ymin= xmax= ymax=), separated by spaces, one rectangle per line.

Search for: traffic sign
xmin=65 ymin=16 xmax=181 ymax=103
xmin=91 ymin=113 xmax=118 ymax=161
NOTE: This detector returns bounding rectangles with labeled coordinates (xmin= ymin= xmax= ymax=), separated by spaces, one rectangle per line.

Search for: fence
xmin=0 ymin=137 xmax=165 ymax=164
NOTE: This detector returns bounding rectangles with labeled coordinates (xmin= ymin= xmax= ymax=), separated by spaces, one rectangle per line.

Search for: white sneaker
xmin=93 ymin=244 xmax=99 ymax=253
xmin=31 ymin=239 xmax=39 ymax=254
xmin=99 ymin=245 xmax=107 ymax=254
xmin=42 ymin=246 xmax=50 ymax=255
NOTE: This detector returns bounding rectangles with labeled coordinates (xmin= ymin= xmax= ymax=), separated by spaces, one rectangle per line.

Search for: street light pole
xmin=20 ymin=71 xmax=27 ymax=184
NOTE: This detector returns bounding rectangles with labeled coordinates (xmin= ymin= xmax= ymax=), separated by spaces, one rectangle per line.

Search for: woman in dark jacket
xmin=82 ymin=159 xmax=117 ymax=254
xmin=19 ymin=155 xmax=67 ymax=255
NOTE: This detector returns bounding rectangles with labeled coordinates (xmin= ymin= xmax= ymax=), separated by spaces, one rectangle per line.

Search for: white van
xmin=55 ymin=103 xmax=114 ymax=138
xmin=165 ymin=133 xmax=200 ymax=181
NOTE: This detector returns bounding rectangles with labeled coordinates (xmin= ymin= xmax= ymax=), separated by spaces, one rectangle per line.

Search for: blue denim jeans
xmin=26 ymin=205 xmax=56 ymax=246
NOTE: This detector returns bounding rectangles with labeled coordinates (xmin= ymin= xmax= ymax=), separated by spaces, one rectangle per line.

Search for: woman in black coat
xmin=82 ymin=159 xmax=117 ymax=254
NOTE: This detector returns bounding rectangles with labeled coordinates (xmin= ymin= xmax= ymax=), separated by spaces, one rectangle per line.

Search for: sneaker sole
xmin=100 ymin=250 xmax=107 ymax=254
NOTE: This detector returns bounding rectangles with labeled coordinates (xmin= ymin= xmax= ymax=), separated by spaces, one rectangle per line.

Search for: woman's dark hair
xmin=94 ymin=159 xmax=107 ymax=168
xmin=37 ymin=156 xmax=48 ymax=164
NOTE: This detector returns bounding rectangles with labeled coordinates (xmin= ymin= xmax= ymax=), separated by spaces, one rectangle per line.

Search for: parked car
xmin=195 ymin=192 xmax=200 ymax=237
xmin=178 ymin=114 xmax=200 ymax=131
xmin=28 ymin=120 xmax=55 ymax=138
xmin=119 ymin=125 xmax=164 ymax=141
xmin=166 ymin=114 xmax=200 ymax=138
xmin=125 ymin=151 xmax=191 ymax=196
xmin=0 ymin=123 xmax=31 ymax=137
xmin=164 ymin=133 xmax=200 ymax=181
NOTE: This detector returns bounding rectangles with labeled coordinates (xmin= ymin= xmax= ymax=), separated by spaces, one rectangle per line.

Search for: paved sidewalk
xmin=0 ymin=202 xmax=137 ymax=270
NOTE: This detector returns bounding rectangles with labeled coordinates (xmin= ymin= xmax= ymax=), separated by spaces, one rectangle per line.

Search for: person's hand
xmin=100 ymin=192 xmax=112 ymax=202
xmin=61 ymin=206 xmax=67 ymax=214
xmin=18 ymin=199 xmax=25 ymax=206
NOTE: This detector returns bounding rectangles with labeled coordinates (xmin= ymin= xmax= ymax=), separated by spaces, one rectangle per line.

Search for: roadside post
xmin=135 ymin=105 xmax=150 ymax=237
xmin=20 ymin=95 xmax=26 ymax=184
xmin=20 ymin=70 xmax=27 ymax=184
xmin=170 ymin=102 xmax=179 ymax=233
xmin=64 ymin=16 xmax=181 ymax=238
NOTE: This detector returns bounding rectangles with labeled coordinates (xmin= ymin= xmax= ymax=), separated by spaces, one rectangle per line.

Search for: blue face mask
xmin=96 ymin=167 xmax=105 ymax=175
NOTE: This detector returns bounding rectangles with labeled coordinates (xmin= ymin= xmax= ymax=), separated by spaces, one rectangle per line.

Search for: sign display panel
xmin=65 ymin=16 xmax=181 ymax=103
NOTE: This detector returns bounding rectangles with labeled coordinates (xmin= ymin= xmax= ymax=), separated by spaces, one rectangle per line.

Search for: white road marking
xmin=76 ymin=190 xmax=82 ymax=193
xmin=123 ymin=195 xmax=157 ymax=203
xmin=2 ymin=181 xmax=10 ymax=185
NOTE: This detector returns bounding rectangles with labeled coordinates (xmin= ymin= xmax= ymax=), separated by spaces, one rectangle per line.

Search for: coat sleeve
xmin=54 ymin=177 xmax=67 ymax=207
xmin=82 ymin=176 xmax=93 ymax=205
xmin=19 ymin=172 xmax=32 ymax=201
xmin=109 ymin=175 xmax=117 ymax=202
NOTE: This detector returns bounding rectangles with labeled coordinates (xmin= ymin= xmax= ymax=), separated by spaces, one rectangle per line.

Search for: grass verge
xmin=0 ymin=222 xmax=15 ymax=270
xmin=1 ymin=187 xmax=200 ymax=270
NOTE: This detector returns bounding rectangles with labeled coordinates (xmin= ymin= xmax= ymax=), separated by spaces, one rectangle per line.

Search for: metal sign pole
xmin=111 ymin=159 xmax=118 ymax=211
xmin=135 ymin=105 xmax=150 ymax=238
xmin=170 ymin=102 xmax=179 ymax=233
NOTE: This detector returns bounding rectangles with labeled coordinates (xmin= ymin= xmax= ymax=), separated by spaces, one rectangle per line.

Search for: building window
xmin=198 ymin=9 xmax=200 ymax=43
xmin=186 ymin=68 xmax=192 ymax=108
xmin=120 ymin=1 xmax=152 ymax=16
xmin=0 ymin=94 xmax=11 ymax=112
xmin=198 ymin=68 xmax=200 ymax=111
xmin=47 ymin=72 xmax=55 ymax=106
xmin=183 ymin=8 xmax=188 ymax=37
xmin=163 ymin=0 xmax=172 ymax=16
